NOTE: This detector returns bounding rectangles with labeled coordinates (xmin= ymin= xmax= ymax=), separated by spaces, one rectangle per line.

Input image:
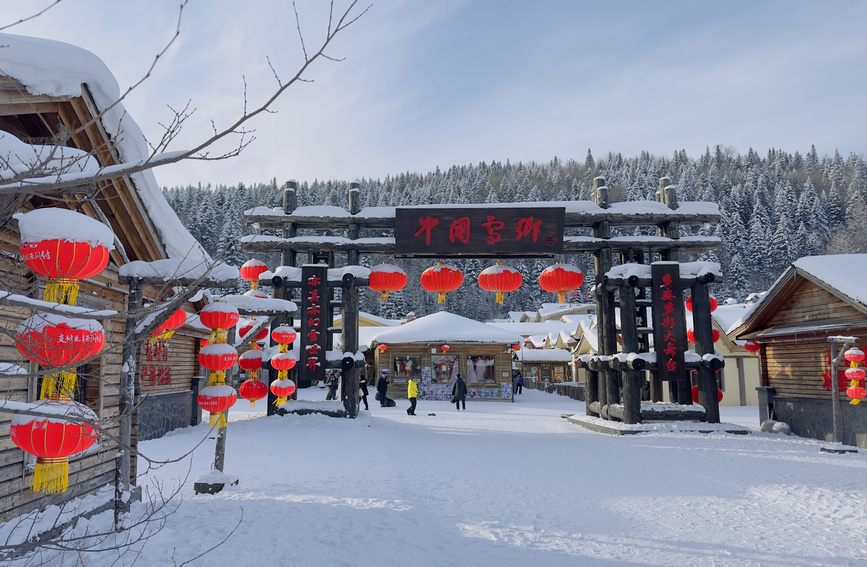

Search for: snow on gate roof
xmin=370 ymin=311 xmax=523 ymax=345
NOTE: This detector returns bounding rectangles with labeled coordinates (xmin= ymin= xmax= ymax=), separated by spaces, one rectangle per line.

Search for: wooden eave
xmin=730 ymin=266 xmax=867 ymax=341
xmin=0 ymin=77 xmax=168 ymax=263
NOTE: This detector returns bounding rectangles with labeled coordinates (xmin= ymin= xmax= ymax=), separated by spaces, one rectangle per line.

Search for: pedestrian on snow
xmin=377 ymin=372 xmax=389 ymax=407
xmin=406 ymin=376 xmax=418 ymax=416
xmin=326 ymin=371 xmax=339 ymax=400
xmin=511 ymin=370 xmax=520 ymax=402
xmin=359 ymin=373 xmax=370 ymax=410
xmin=452 ymin=373 xmax=467 ymax=411
xmin=516 ymin=372 xmax=524 ymax=394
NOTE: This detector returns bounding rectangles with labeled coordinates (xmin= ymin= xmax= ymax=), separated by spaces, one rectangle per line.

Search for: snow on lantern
xmin=239 ymin=323 xmax=269 ymax=349
xmin=686 ymin=295 xmax=719 ymax=313
xmin=15 ymin=314 xmax=106 ymax=400
xmin=149 ymin=309 xmax=187 ymax=343
xmin=687 ymin=329 xmax=720 ymax=344
xmin=421 ymin=262 xmax=463 ymax=304
xmin=199 ymin=301 xmax=240 ymax=345
xmin=369 ymin=263 xmax=408 ymax=302
xmin=691 ymin=385 xmax=723 ymax=404
xmin=270 ymin=352 xmax=297 ymax=407
xmin=244 ymin=289 xmax=269 ymax=299
xmin=441 ymin=344 xmax=450 ymax=353
xmin=239 ymin=349 xmax=264 ymax=380
xmin=271 ymin=325 xmax=297 ymax=346
xmin=18 ymin=208 xmax=114 ymax=305
xmin=10 ymin=399 xmax=99 ymax=494
xmin=240 ymin=259 xmax=269 ymax=290
xmin=270 ymin=377 xmax=297 ymax=406
xmin=538 ymin=263 xmax=584 ymax=304
xmin=478 ymin=263 xmax=523 ymax=304
xmin=197 ymin=384 xmax=237 ymax=427
xmin=843 ymin=348 xmax=866 ymax=405
xmin=198 ymin=342 xmax=239 ymax=424
xmin=744 ymin=341 xmax=761 ymax=356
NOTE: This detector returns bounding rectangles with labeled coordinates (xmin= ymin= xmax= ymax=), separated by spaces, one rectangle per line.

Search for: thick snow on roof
xmin=516 ymin=349 xmax=573 ymax=362
xmin=488 ymin=320 xmax=577 ymax=338
xmin=370 ymin=311 xmax=523 ymax=345
xmin=0 ymin=131 xmax=97 ymax=181
xmin=17 ymin=208 xmax=115 ymax=248
xmin=118 ymin=259 xmax=239 ymax=282
xmin=795 ymin=254 xmax=867 ymax=308
xmin=606 ymin=261 xmax=723 ymax=280
xmin=0 ymin=33 xmax=207 ymax=261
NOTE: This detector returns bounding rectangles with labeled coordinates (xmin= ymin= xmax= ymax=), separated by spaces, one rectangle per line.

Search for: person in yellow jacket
xmin=406 ymin=376 xmax=418 ymax=416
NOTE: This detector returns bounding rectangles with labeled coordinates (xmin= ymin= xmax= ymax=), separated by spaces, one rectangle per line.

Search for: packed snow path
xmin=13 ymin=389 xmax=867 ymax=566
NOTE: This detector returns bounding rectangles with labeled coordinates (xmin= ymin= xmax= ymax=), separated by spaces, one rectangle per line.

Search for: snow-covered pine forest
xmin=162 ymin=145 xmax=867 ymax=320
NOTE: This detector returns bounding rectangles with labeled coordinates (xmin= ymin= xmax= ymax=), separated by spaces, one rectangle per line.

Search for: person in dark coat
xmin=326 ymin=371 xmax=339 ymax=400
xmin=516 ymin=372 xmax=524 ymax=394
xmin=359 ymin=374 xmax=370 ymax=410
xmin=452 ymin=373 xmax=467 ymax=411
xmin=377 ymin=372 xmax=389 ymax=407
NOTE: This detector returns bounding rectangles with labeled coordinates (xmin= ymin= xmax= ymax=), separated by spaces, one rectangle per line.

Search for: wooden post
xmin=342 ymin=273 xmax=360 ymax=417
xmin=348 ymin=181 xmax=360 ymax=266
xmin=213 ymin=326 xmax=236 ymax=471
xmin=282 ymin=180 xmax=298 ymax=268
xmin=691 ymin=279 xmax=720 ymax=423
xmin=619 ymin=284 xmax=641 ymax=424
xmin=828 ymin=336 xmax=857 ymax=445
xmin=118 ymin=280 xmax=142 ymax=491
xmin=593 ymin=176 xmax=618 ymax=418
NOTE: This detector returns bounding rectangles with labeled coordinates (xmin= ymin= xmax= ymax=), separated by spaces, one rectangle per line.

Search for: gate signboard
xmin=300 ymin=264 xmax=328 ymax=387
xmin=651 ymin=262 xmax=687 ymax=383
xmin=395 ymin=206 xmax=564 ymax=257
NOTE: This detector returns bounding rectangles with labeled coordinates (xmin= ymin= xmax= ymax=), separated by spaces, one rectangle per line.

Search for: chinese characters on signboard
xmin=300 ymin=264 xmax=328 ymax=387
xmin=394 ymin=207 xmax=565 ymax=257
xmin=651 ymin=262 xmax=687 ymax=382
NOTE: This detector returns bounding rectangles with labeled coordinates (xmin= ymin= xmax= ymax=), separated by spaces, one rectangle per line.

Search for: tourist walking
xmin=516 ymin=371 xmax=524 ymax=394
xmin=377 ymin=372 xmax=389 ymax=407
xmin=406 ymin=376 xmax=418 ymax=416
xmin=326 ymin=371 xmax=339 ymax=400
xmin=452 ymin=373 xmax=467 ymax=411
xmin=359 ymin=373 xmax=370 ymax=410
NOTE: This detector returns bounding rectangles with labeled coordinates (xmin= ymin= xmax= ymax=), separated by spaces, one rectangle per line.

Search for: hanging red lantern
xmin=18 ymin=208 xmax=114 ymax=305
xmin=239 ymin=378 xmax=268 ymax=407
xmin=239 ymin=349 xmax=264 ymax=372
xmin=369 ymin=263 xmax=408 ymax=302
xmin=378 ymin=344 xmax=388 ymax=352
xmin=847 ymin=386 xmax=867 ymax=404
xmin=687 ymin=329 xmax=720 ymax=344
xmin=844 ymin=348 xmax=866 ymax=364
xmin=441 ymin=344 xmax=450 ymax=352
xmin=197 ymin=384 xmax=237 ymax=427
xmin=691 ymin=385 xmax=724 ymax=403
xmin=421 ymin=262 xmax=463 ymax=304
xmin=685 ymin=295 xmax=719 ymax=313
xmin=538 ymin=263 xmax=584 ymax=304
xmin=200 ymin=338 xmax=209 ymax=349
xmin=198 ymin=343 xmax=239 ymax=371
xmin=272 ymin=325 xmax=297 ymax=345
xmin=240 ymin=259 xmax=269 ymax=290
xmin=744 ymin=341 xmax=761 ymax=355
xmin=15 ymin=314 xmax=106 ymax=368
xmin=478 ymin=263 xmax=523 ymax=304
xmin=150 ymin=309 xmax=187 ymax=342
xmin=271 ymin=378 xmax=297 ymax=406
xmin=10 ymin=399 xmax=98 ymax=493
xmin=199 ymin=302 xmax=240 ymax=331
xmin=845 ymin=367 xmax=866 ymax=381
xmin=511 ymin=343 xmax=521 ymax=351
xmin=244 ymin=289 xmax=269 ymax=299
xmin=239 ymin=324 xmax=269 ymax=343
xmin=270 ymin=352 xmax=297 ymax=371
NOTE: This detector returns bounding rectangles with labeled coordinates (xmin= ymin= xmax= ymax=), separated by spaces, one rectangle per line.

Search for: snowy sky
xmin=3 ymin=0 xmax=866 ymax=189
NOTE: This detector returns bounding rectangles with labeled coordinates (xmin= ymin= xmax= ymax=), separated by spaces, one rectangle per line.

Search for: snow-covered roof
xmin=0 ymin=33 xmax=207 ymax=261
xmin=516 ymin=349 xmax=573 ymax=363
xmin=794 ymin=254 xmax=867 ymax=308
xmin=370 ymin=311 xmax=523 ymax=345
xmin=488 ymin=320 xmax=577 ymax=338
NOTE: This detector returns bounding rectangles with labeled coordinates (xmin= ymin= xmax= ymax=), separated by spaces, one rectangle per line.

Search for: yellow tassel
xmin=41 ymin=371 xmax=77 ymax=400
xmin=495 ymin=292 xmax=504 ymax=304
xmin=44 ymin=279 xmax=80 ymax=306
xmin=851 ymin=399 xmax=861 ymax=406
xmin=209 ymin=371 xmax=226 ymax=387
xmin=33 ymin=457 xmax=69 ymax=493
xmin=249 ymin=400 xmax=256 ymax=408
xmin=380 ymin=291 xmax=390 ymax=303
xmin=209 ymin=412 xmax=227 ymax=428
xmin=437 ymin=292 xmax=446 ymax=304
xmin=209 ymin=329 xmax=227 ymax=344
xmin=274 ymin=397 xmax=287 ymax=407
xmin=558 ymin=292 xmax=566 ymax=304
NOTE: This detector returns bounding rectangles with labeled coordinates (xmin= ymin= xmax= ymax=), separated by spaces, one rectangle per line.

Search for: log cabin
xmin=730 ymin=254 xmax=867 ymax=447
xmin=0 ymin=34 xmax=232 ymax=527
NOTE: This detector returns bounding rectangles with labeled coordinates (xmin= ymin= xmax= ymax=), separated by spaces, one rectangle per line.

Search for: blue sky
xmin=3 ymin=0 xmax=867 ymax=188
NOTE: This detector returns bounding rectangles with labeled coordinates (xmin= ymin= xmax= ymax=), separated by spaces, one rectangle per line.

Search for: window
xmin=393 ymin=356 xmax=420 ymax=383
xmin=431 ymin=355 xmax=458 ymax=383
xmin=466 ymin=355 xmax=495 ymax=383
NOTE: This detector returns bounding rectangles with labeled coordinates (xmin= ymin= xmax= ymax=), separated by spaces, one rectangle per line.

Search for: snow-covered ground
xmin=9 ymin=388 xmax=867 ymax=566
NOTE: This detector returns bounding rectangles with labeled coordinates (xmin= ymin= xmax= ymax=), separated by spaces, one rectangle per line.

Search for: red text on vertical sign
xmin=651 ymin=263 xmax=686 ymax=382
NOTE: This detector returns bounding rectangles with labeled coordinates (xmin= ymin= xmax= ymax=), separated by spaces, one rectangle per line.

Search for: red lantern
xmin=687 ymin=329 xmax=720 ymax=344
xmin=200 ymin=338 xmax=209 ymax=349
xmin=691 ymin=385 xmax=724 ymax=403
xmin=244 ymin=289 xmax=269 ymax=299
xmin=847 ymin=386 xmax=867 ymax=404
xmin=744 ymin=341 xmax=761 ymax=355
xmin=271 ymin=378 xmax=297 ymax=406
xmin=844 ymin=348 xmax=866 ymax=364
xmin=15 ymin=314 xmax=106 ymax=367
xmin=441 ymin=344 xmax=450 ymax=352
xmin=270 ymin=352 xmax=297 ymax=372
xmin=199 ymin=302 xmax=240 ymax=331
xmin=239 ymin=349 xmax=264 ymax=372
xmin=369 ymin=263 xmax=408 ymax=302
xmin=197 ymin=384 xmax=237 ymax=427
xmin=511 ymin=343 xmax=521 ymax=351
xmin=240 ymin=259 xmax=269 ymax=289
xmin=538 ymin=263 xmax=584 ymax=304
xmin=239 ymin=378 xmax=268 ymax=407
xmin=378 ymin=344 xmax=388 ymax=352
xmin=150 ymin=309 xmax=187 ymax=341
xmin=478 ymin=263 xmax=523 ymax=304
xmin=845 ymin=367 xmax=866 ymax=381
xmin=198 ymin=343 xmax=239 ymax=371
xmin=685 ymin=295 xmax=719 ymax=313
xmin=10 ymin=399 xmax=98 ymax=493
xmin=421 ymin=262 xmax=463 ymax=304
xmin=272 ymin=325 xmax=297 ymax=345
xmin=239 ymin=324 xmax=269 ymax=343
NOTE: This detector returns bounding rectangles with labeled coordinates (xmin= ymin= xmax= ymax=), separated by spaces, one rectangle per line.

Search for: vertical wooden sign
xmin=300 ymin=264 xmax=328 ymax=387
xmin=651 ymin=262 xmax=687 ymax=382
